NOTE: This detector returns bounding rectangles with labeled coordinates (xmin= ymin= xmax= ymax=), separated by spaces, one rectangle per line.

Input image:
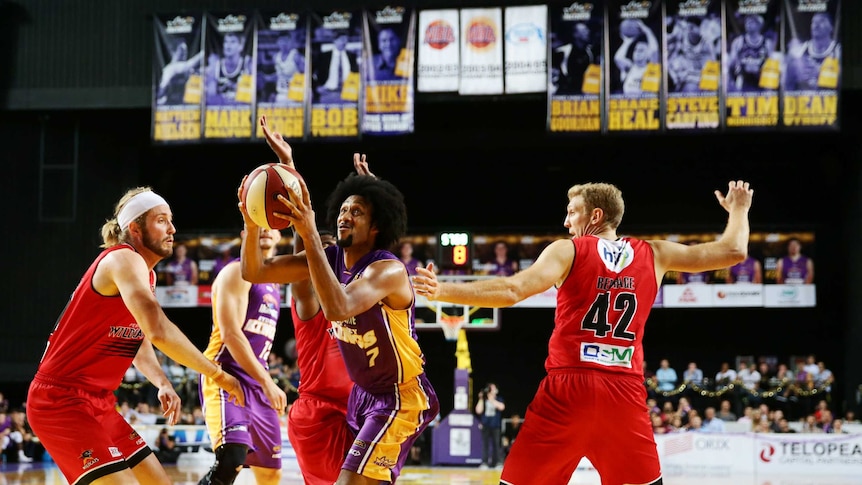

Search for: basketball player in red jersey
xmin=413 ymin=181 xmax=753 ymax=485
xmin=258 ymin=115 xmax=355 ymax=484
xmin=27 ymin=187 xmax=244 ymax=485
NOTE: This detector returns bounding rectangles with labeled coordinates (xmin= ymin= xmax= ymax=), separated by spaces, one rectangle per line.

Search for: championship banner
xmin=309 ymin=10 xmax=362 ymax=140
xmin=548 ymin=1 xmax=604 ymax=133
xmin=459 ymin=8 xmax=504 ymax=95
xmin=503 ymin=5 xmax=547 ymax=94
xmin=152 ymin=13 xmax=204 ymax=143
xmin=417 ymin=9 xmax=460 ymax=92
xmin=606 ymin=0 xmax=663 ymax=132
xmin=664 ymin=0 xmax=721 ymax=130
xmin=254 ymin=11 xmax=309 ymax=141
xmin=723 ymin=0 xmax=781 ymax=128
xmin=782 ymin=0 xmax=840 ymax=128
xmin=203 ymin=12 xmax=255 ymax=141
xmin=361 ymin=6 xmax=416 ymax=135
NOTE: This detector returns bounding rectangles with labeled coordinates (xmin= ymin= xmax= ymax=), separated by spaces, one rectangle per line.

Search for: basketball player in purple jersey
xmin=198 ymin=227 xmax=287 ymax=485
xmin=726 ymin=255 xmax=762 ymax=283
xmin=727 ymin=14 xmax=776 ymax=92
xmin=240 ymin=161 xmax=439 ymax=484
xmin=776 ymin=238 xmax=814 ymax=284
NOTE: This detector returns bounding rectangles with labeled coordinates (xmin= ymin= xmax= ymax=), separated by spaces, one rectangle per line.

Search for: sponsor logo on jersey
xmin=580 ymin=342 xmax=634 ymax=367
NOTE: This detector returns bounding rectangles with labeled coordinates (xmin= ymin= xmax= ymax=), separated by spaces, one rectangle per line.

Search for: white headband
xmin=118 ymin=191 xmax=168 ymax=231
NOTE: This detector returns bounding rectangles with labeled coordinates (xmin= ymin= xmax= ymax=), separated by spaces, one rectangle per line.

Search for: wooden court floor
xmin=3 ymin=462 xmax=861 ymax=485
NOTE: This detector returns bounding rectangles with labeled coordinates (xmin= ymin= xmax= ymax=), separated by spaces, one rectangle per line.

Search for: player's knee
xmin=198 ymin=444 xmax=248 ymax=485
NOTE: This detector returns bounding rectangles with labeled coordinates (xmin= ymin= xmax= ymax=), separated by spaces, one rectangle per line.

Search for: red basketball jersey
xmin=36 ymin=244 xmax=152 ymax=392
xmin=547 ymin=236 xmax=658 ymax=378
xmin=290 ymin=304 xmax=353 ymax=402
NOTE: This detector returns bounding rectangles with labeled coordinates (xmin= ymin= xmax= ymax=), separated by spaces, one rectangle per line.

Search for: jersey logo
xmin=580 ymin=342 xmax=634 ymax=368
xmin=596 ymin=239 xmax=634 ymax=273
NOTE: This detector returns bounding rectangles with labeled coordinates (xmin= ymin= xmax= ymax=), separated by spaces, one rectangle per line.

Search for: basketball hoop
xmin=439 ymin=316 xmax=464 ymax=342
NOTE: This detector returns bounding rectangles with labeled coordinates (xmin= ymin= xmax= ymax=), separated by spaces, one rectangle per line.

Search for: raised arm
xmin=101 ymin=249 xmax=244 ymax=406
xmin=414 ymin=239 xmax=574 ymax=307
xmin=237 ymin=179 xmax=310 ymax=284
xmin=212 ymin=262 xmax=286 ymax=412
xmin=650 ymin=180 xmax=753 ymax=280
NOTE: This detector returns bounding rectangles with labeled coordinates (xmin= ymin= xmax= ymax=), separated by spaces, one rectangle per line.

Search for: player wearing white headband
xmin=26 ymin=186 xmax=246 ymax=485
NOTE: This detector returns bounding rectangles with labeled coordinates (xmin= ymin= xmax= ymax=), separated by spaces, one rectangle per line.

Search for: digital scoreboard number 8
xmin=437 ymin=231 xmax=472 ymax=271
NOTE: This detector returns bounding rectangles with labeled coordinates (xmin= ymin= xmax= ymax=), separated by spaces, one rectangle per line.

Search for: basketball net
xmin=440 ymin=315 xmax=464 ymax=341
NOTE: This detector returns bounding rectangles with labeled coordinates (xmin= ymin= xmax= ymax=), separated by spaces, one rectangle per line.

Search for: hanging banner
xmin=781 ymin=0 xmax=840 ymax=129
xmin=309 ymin=10 xmax=362 ymax=139
xmin=254 ymin=11 xmax=309 ymax=140
xmin=417 ymin=9 xmax=460 ymax=92
xmin=664 ymin=0 xmax=722 ymax=130
xmin=606 ymin=0 xmax=663 ymax=132
xmin=459 ymin=8 xmax=504 ymax=95
xmin=152 ymin=13 xmax=204 ymax=143
xmin=548 ymin=1 xmax=604 ymax=133
xmin=362 ymin=6 xmax=416 ymax=135
xmin=723 ymin=0 xmax=782 ymax=128
xmin=504 ymin=5 xmax=547 ymax=94
xmin=203 ymin=12 xmax=255 ymax=141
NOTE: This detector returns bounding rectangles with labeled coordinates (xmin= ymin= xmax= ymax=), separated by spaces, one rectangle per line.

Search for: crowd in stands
xmin=643 ymin=354 xmax=847 ymax=435
xmin=0 ymin=351 xmax=856 ymax=467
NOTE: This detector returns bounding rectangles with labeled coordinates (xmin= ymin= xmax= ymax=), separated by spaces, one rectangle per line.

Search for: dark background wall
xmin=1 ymin=0 xmax=860 ymax=420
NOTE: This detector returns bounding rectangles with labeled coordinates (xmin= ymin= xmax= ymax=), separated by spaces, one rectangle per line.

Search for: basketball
xmin=241 ymin=163 xmax=304 ymax=230
xmin=620 ymin=19 xmax=640 ymax=39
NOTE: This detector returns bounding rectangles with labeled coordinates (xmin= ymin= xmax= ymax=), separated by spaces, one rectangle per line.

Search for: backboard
xmin=414 ymin=274 xmax=500 ymax=337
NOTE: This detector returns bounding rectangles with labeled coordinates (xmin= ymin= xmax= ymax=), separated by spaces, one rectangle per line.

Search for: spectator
xmin=775 ymin=418 xmax=796 ymax=433
xmin=716 ymin=399 xmax=737 ymax=422
xmin=475 ymin=383 xmax=505 ymax=470
xmin=501 ymin=413 xmax=522 ymax=460
xmin=0 ymin=392 xmax=9 ymax=413
xmin=715 ymin=362 xmax=737 ymax=388
xmin=155 ymin=434 xmax=182 ymax=464
xmin=683 ymin=361 xmax=704 ymax=386
xmin=701 ymin=407 xmax=725 ymax=433
xmin=815 ymin=361 xmax=834 ymax=392
xmin=831 ymin=418 xmax=847 ymax=434
xmin=801 ymin=414 xmax=823 ymax=433
xmin=687 ymin=414 xmax=703 ymax=432
xmin=655 ymin=359 xmax=678 ymax=393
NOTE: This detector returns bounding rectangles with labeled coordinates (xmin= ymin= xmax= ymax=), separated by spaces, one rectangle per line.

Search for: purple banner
xmin=361 ymin=6 xmax=416 ymax=135
xmin=152 ymin=13 xmax=204 ymax=143
xmin=606 ymin=0 xmax=663 ymax=132
xmin=309 ymin=10 xmax=362 ymax=140
xmin=254 ymin=11 xmax=309 ymax=140
xmin=724 ymin=0 xmax=782 ymax=128
xmin=781 ymin=0 xmax=840 ymax=128
xmin=548 ymin=1 xmax=604 ymax=133
xmin=203 ymin=12 xmax=255 ymax=140
xmin=664 ymin=0 xmax=722 ymax=130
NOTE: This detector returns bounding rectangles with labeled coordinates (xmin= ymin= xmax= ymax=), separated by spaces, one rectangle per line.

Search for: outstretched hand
xmin=353 ymin=153 xmax=376 ymax=178
xmin=260 ymin=115 xmax=295 ymax=168
xmin=411 ymin=263 xmax=439 ymax=300
xmin=714 ymin=180 xmax=753 ymax=213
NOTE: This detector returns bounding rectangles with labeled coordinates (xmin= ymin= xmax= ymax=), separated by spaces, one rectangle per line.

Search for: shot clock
xmin=436 ymin=231 xmax=473 ymax=272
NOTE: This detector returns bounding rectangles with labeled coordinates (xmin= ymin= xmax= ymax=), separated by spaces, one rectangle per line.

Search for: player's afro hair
xmin=325 ymin=174 xmax=408 ymax=251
